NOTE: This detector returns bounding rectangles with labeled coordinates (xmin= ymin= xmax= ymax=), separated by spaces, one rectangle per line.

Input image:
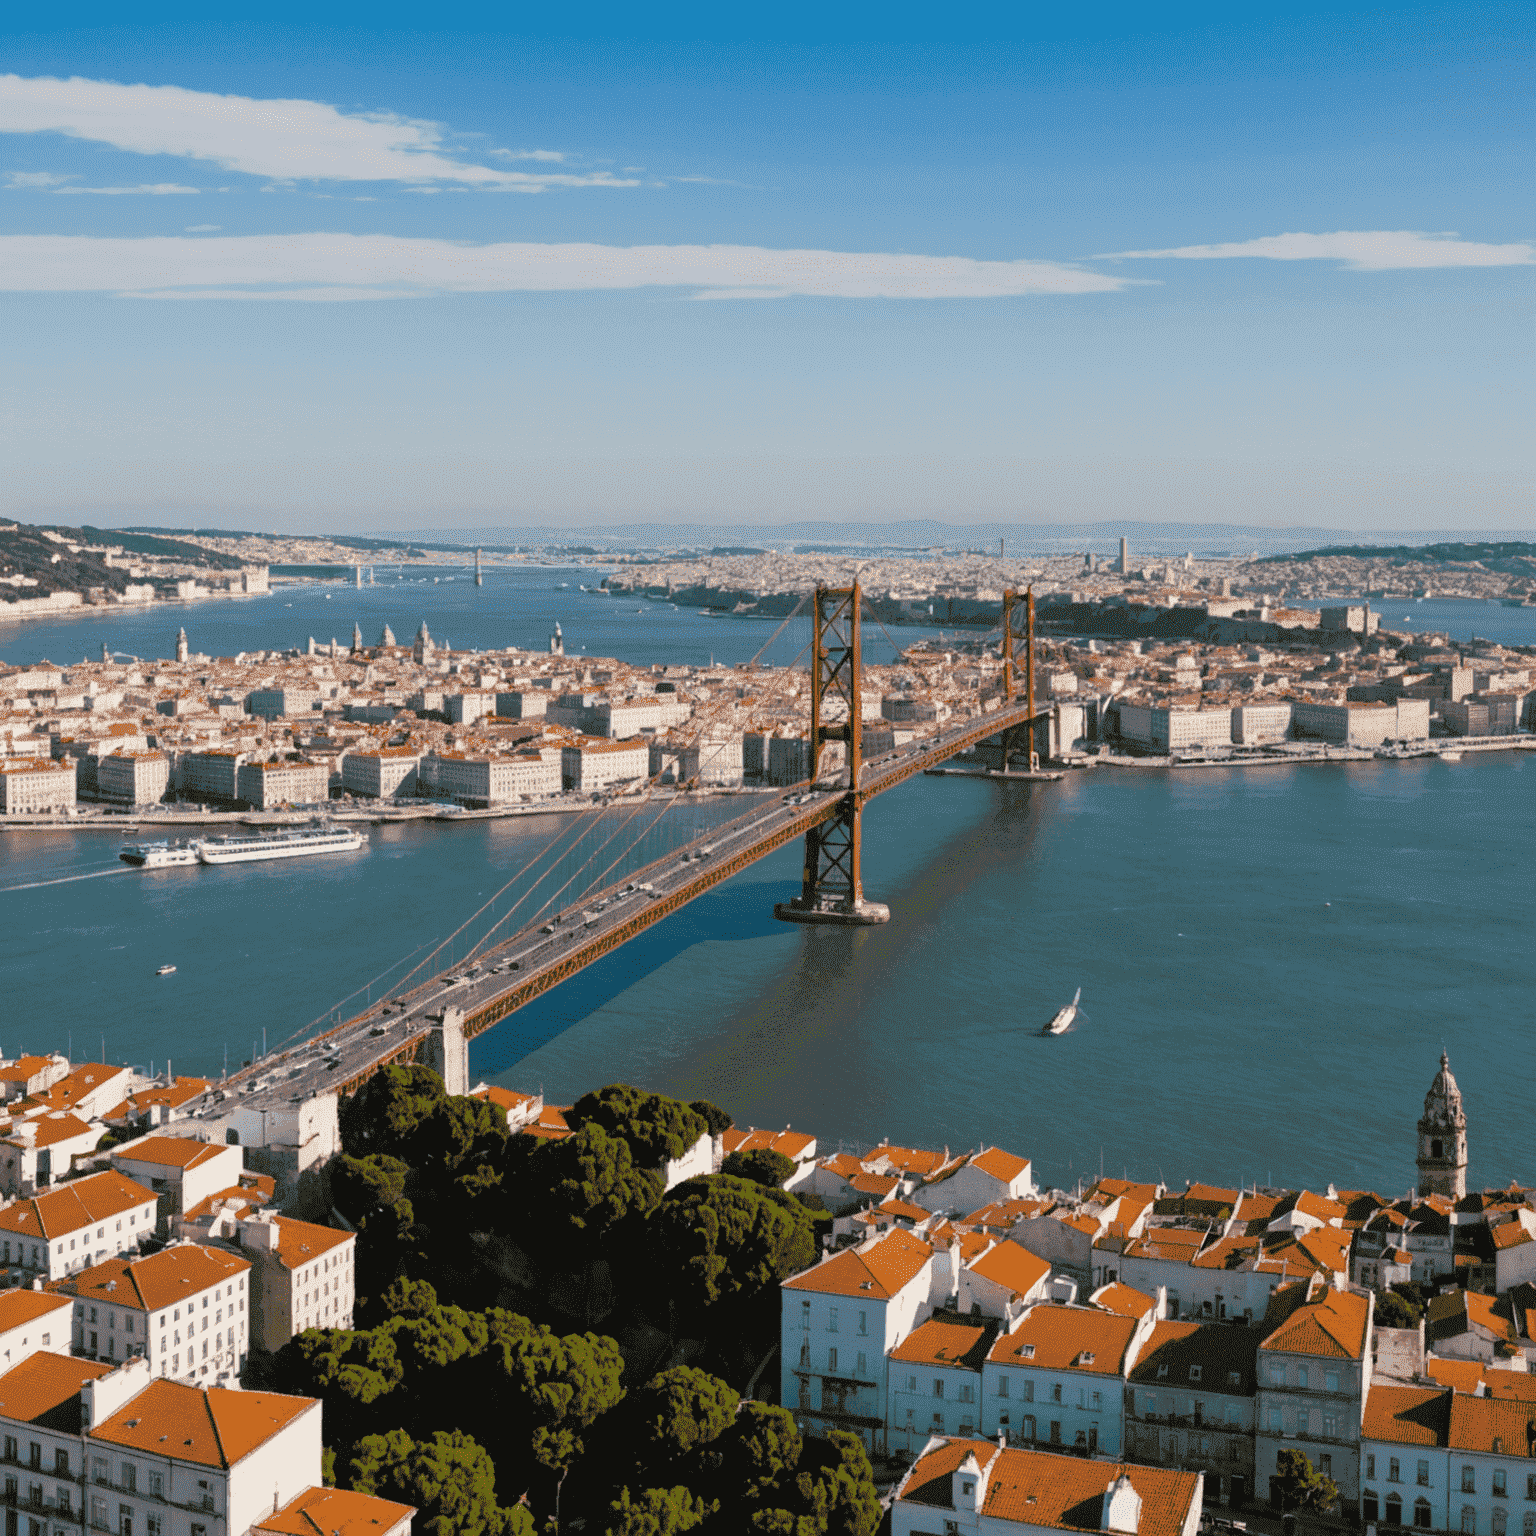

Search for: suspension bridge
xmin=219 ymin=583 xmax=1050 ymax=1105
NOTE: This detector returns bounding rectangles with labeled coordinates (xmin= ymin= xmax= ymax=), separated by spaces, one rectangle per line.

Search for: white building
xmin=177 ymin=750 xmax=245 ymax=801
xmin=890 ymin=1437 xmax=1203 ymax=1536
xmin=1292 ymin=699 xmax=1430 ymax=745
xmin=0 ymin=1111 xmax=100 ymax=1196
xmin=1117 ymin=705 xmax=1234 ymax=752
xmin=111 ymin=1137 xmax=246 ymax=1233
xmin=980 ymin=1302 xmax=1153 ymax=1456
xmin=341 ymin=749 xmax=420 ymax=798
xmin=95 ymin=752 xmax=170 ymax=806
xmin=1231 ymin=702 xmax=1294 ymax=745
xmin=236 ymin=760 xmax=328 ymax=808
xmin=0 ymin=758 xmax=76 ymax=814
xmin=426 ymin=749 xmax=561 ymax=804
xmin=912 ymin=1148 xmax=1036 ymax=1217
xmin=1256 ymin=1282 xmax=1373 ymax=1506
xmin=889 ymin=1315 xmax=1002 ymax=1448
xmin=60 ymin=1241 xmax=251 ymax=1381
xmin=235 ymin=1213 xmax=357 ymax=1353
xmin=0 ymin=1172 xmax=158 ymax=1281
xmin=782 ymin=1228 xmax=937 ymax=1453
xmin=254 ymin=1486 xmax=416 ymax=1536
xmin=0 ymin=1352 xmax=321 ymax=1536
xmin=0 ymin=1289 xmax=73 ymax=1372
xmin=561 ymin=737 xmax=650 ymax=793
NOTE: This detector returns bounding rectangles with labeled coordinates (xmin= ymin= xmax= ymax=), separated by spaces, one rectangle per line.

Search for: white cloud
xmin=0 ymin=74 xmax=638 ymax=191
xmin=4 ymin=170 xmax=75 ymax=187
xmin=54 ymin=182 xmax=200 ymax=195
xmin=184 ymin=224 xmax=221 ymax=232
xmin=0 ymin=232 xmax=1132 ymax=300
xmin=1102 ymin=230 xmax=1535 ymax=270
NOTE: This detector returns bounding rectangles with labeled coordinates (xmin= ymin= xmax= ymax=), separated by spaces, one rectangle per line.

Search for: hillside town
xmin=0 ymin=1041 xmax=1523 ymax=1536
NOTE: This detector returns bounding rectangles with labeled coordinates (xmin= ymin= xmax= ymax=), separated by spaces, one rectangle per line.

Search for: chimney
xmin=1103 ymin=1473 xmax=1142 ymax=1535
xmin=81 ymin=1356 xmax=151 ymax=1430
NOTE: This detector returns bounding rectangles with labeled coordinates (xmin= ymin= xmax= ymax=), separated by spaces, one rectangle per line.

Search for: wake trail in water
xmin=0 ymin=866 xmax=134 ymax=893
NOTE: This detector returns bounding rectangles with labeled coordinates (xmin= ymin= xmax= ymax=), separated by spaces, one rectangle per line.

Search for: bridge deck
xmin=220 ymin=699 xmax=1042 ymax=1105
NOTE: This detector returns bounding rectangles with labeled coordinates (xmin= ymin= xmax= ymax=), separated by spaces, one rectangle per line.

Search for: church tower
xmin=175 ymin=627 xmax=189 ymax=664
xmin=1416 ymin=1051 xmax=1468 ymax=1200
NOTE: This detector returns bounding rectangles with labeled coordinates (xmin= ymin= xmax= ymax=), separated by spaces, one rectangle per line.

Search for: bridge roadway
xmin=220 ymin=697 xmax=1041 ymax=1109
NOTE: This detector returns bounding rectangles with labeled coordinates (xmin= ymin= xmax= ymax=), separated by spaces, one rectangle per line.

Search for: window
xmin=119 ymin=1503 xmax=133 ymax=1536
xmin=857 ymin=1311 xmax=867 ymax=1337
xmin=1092 ymin=1390 xmax=1102 ymax=1411
xmin=1416 ymin=1500 xmax=1433 ymax=1528
xmin=1492 ymin=1513 xmax=1507 ymax=1536
xmin=1189 ymin=1365 xmax=1202 ymax=1382
xmin=1023 ymin=1379 xmax=1033 ymax=1402
xmin=800 ymin=1301 xmax=810 ymax=1330
xmin=933 ymin=1379 xmax=944 ymax=1399
xmin=1326 ymin=1370 xmax=1340 ymax=1391
xmin=1386 ymin=1495 xmax=1403 ymax=1525
xmin=27 ymin=1444 xmax=38 ymax=1470
xmin=1050 ymin=1421 xmax=1062 ymax=1444
xmin=53 ymin=1451 xmax=67 ymax=1477
xmin=92 ymin=1498 xmax=109 ymax=1527
xmin=1324 ymin=1414 xmax=1338 ymax=1439
xmin=1523 ymin=1518 xmax=1534 ymax=1536
xmin=1369 ymin=1456 xmax=1377 ymax=1480
xmin=120 ymin=1464 xmax=135 ymax=1494
xmin=1466 ymin=1468 xmax=1478 ymax=1495
xmin=827 ymin=1348 xmax=837 ymax=1371
xmin=1269 ymin=1362 xmax=1285 ymax=1384
xmin=855 ymin=1353 xmax=866 ymax=1377
xmin=1463 ymin=1508 xmax=1477 ymax=1535
xmin=1143 ymin=1393 xmax=1159 ymax=1415
xmin=1365 ymin=1492 xmax=1380 ymax=1523
xmin=958 ymin=1384 xmax=974 ymax=1404
xmin=1269 ymin=1409 xmax=1283 ymax=1432
xmin=148 ymin=1472 xmax=162 ymax=1499
xmin=1527 ymin=1476 xmax=1536 ymax=1500
xmin=1321 ymin=1456 xmax=1332 ymax=1478
xmin=827 ymin=1307 xmax=838 ymax=1333
xmin=1022 ymin=1414 xmax=1036 ymax=1441
xmin=92 ymin=1458 xmax=108 ymax=1486
xmin=1418 ymin=1461 xmax=1431 ymax=1487
xmin=1296 ymin=1409 xmax=1309 ymax=1436
xmin=1495 ymin=1472 xmax=1507 ymax=1498
xmin=1051 ymin=1383 xmax=1062 ymax=1404
xmin=998 ymin=1375 xmax=1010 ymax=1398
xmin=1298 ymin=1367 xmax=1309 ymax=1389
xmin=1391 ymin=1460 xmax=1402 ymax=1483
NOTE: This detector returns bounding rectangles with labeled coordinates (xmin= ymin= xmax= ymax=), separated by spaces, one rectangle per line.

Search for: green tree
xmin=627 ymin=1366 xmax=737 ymax=1481
xmin=699 ymin=1402 xmax=803 ymax=1507
xmin=340 ymin=1064 xmax=449 ymax=1160
xmin=721 ymin=1149 xmax=795 ymax=1188
xmin=1374 ymin=1289 xmax=1419 ymax=1329
xmin=643 ymin=1176 xmax=817 ymax=1346
xmin=523 ymin=1122 xmax=663 ymax=1265
xmin=347 ymin=1428 xmax=531 ymax=1536
xmin=330 ymin=1154 xmax=422 ymax=1304
xmin=791 ymin=1430 xmax=882 ymax=1536
xmin=570 ymin=1083 xmax=709 ymax=1167
xmin=1274 ymin=1447 xmax=1339 ymax=1513
xmin=688 ymin=1099 xmax=733 ymax=1138
xmin=606 ymin=1485 xmax=710 ymax=1536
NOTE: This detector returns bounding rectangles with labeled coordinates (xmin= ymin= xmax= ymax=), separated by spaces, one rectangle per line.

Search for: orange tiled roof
xmin=254 ymin=1485 xmax=416 ymax=1536
xmin=0 ymin=1170 xmax=155 ymax=1241
xmin=723 ymin=1126 xmax=816 ymax=1160
xmin=965 ymin=1197 xmax=1052 ymax=1230
xmin=987 ymin=1306 xmax=1139 ymax=1376
xmin=900 ymin=1439 xmax=1199 ymax=1536
xmin=4 ymin=1112 xmax=94 ymax=1150
xmin=1092 ymin=1282 xmax=1157 ymax=1319
xmin=890 ymin=1317 xmax=992 ymax=1368
xmin=1424 ymin=1359 xmax=1485 ymax=1394
xmin=472 ymin=1085 xmax=537 ymax=1114
xmin=0 ymin=1351 xmax=112 ymax=1428
xmin=90 ymin=1379 xmax=318 ymax=1467
xmin=1360 ymin=1385 xmax=1449 ymax=1447
xmin=113 ymin=1136 xmax=229 ymax=1171
xmin=1260 ymin=1286 xmax=1369 ymax=1360
xmin=268 ymin=1217 xmax=354 ymax=1272
xmin=22 ymin=1064 xmax=125 ymax=1115
xmin=966 ymin=1242 xmax=1050 ymax=1299
xmin=970 ymin=1147 xmax=1031 ymax=1183
xmin=53 ymin=1244 xmax=249 ymax=1313
xmin=0 ymin=1288 xmax=72 ymax=1330
xmin=783 ymin=1229 xmax=933 ymax=1301
xmin=1446 ymin=1391 xmax=1536 ymax=1454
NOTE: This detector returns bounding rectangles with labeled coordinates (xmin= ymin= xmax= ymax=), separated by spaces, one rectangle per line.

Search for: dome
xmin=1421 ymin=1050 xmax=1466 ymax=1128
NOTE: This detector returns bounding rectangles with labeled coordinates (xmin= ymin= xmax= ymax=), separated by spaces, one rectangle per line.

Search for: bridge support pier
xmin=422 ymin=1005 xmax=469 ymax=1096
xmin=774 ymin=582 xmax=891 ymax=927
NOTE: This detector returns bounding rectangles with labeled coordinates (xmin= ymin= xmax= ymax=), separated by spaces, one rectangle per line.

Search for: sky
xmin=0 ymin=3 xmax=1531 ymax=533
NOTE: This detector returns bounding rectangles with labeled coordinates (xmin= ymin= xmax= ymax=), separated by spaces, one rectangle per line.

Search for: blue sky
xmin=1 ymin=4 xmax=1530 ymax=532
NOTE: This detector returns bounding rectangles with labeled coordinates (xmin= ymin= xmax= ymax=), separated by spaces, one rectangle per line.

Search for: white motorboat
xmin=1440 ymin=751 xmax=1463 ymax=763
xmin=196 ymin=826 xmax=365 ymax=866
xmin=1042 ymin=987 xmax=1082 ymax=1036
xmin=156 ymin=964 xmax=177 ymax=976
xmin=120 ymin=841 xmax=200 ymax=868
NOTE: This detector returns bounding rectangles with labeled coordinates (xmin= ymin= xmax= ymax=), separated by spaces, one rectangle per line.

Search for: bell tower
xmin=1416 ymin=1051 xmax=1468 ymax=1200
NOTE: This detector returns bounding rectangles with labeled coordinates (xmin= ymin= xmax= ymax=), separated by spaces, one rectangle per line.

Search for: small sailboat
xmin=1042 ymin=987 xmax=1081 ymax=1036
xmin=156 ymin=964 xmax=177 ymax=976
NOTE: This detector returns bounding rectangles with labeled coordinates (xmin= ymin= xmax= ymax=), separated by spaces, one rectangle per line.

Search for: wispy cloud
xmin=4 ymin=170 xmax=75 ymax=188
xmin=0 ymin=74 xmax=638 ymax=191
xmin=0 ymin=232 xmax=1134 ymax=300
xmin=1101 ymin=230 xmax=1535 ymax=270
xmin=55 ymin=182 xmax=201 ymax=195
xmin=184 ymin=224 xmax=221 ymax=232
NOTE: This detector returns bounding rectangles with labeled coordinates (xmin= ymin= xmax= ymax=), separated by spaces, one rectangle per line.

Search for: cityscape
xmin=0 ymin=6 xmax=1531 ymax=1536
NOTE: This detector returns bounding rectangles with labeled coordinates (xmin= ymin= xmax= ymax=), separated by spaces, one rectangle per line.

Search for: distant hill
xmin=1261 ymin=542 xmax=1536 ymax=572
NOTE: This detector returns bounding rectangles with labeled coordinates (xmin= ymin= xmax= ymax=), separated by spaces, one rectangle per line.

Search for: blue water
xmin=1 ymin=576 xmax=1531 ymax=1198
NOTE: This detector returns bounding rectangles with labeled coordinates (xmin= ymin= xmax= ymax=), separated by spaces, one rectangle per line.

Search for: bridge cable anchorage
xmin=774 ymin=580 xmax=891 ymax=927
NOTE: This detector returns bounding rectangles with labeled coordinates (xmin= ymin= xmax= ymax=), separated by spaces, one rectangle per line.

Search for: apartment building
xmin=782 ymin=1229 xmax=937 ymax=1454
xmin=0 ymin=1112 xmax=99 ymax=1196
xmin=1291 ymin=700 xmax=1430 ymax=746
xmin=110 ymin=1138 xmax=246 ymax=1235
xmin=911 ymin=1148 xmax=1036 ymax=1217
xmin=0 ymin=1352 xmax=321 ymax=1536
xmin=341 ymin=748 xmax=420 ymax=798
xmin=0 ymin=759 xmax=76 ymax=814
xmin=1126 ymin=1320 xmax=1260 ymax=1508
xmin=0 ymin=1290 xmax=73 ymax=1373
xmin=254 ymin=1486 xmax=416 ymax=1536
xmin=1256 ymin=1282 xmax=1373 ymax=1506
xmin=57 ymin=1242 xmax=251 ymax=1381
xmin=560 ymin=737 xmax=649 ymax=793
xmin=95 ymin=752 xmax=169 ymax=806
xmin=25 ymin=1065 xmax=132 ymax=1122
xmin=426 ymin=749 xmax=560 ymax=804
xmin=235 ymin=1214 xmax=356 ymax=1353
xmin=235 ymin=760 xmax=327 ymax=809
xmin=889 ymin=1314 xmax=1002 ymax=1449
xmin=0 ymin=1172 xmax=159 ymax=1281
xmin=177 ymin=750 xmax=245 ymax=802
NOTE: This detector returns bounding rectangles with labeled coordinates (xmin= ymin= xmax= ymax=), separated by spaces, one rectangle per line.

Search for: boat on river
xmin=120 ymin=841 xmax=201 ymax=868
xmin=1042 ymin=987 xmax=1081 ymax=1036
xmin=196 ymin=826 xmax=365 ymax=866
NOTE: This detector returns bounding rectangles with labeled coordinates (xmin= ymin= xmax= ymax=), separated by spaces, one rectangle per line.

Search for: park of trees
xmin=270 ymin=1066 xmax=879 ymax=1534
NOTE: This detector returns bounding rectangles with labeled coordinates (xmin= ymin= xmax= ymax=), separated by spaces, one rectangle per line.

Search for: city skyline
xmin=1 ymin=4 xmax=1530 ymax=529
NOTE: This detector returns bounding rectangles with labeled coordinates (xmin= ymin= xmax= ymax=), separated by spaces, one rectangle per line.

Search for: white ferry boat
xmin=196 ymin=827 xmax=365 ymax=866
xmin=120 ymin=841 xmax=201 ymax=868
